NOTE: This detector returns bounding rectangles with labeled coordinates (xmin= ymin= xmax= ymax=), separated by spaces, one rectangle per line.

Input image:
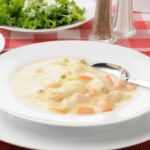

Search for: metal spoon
xmin=92 ymin=63 xmax=150 ymax=89
xmin=0 ymin=33 xmax=5 ymax=53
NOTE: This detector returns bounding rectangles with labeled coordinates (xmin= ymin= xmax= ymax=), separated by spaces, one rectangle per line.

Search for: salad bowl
xmin=0 ymin=0 xmax=95 ymax=33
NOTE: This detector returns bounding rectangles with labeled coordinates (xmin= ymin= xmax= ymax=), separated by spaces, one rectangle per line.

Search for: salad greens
xmin=0 ymin=0 xmax=85 ymax=29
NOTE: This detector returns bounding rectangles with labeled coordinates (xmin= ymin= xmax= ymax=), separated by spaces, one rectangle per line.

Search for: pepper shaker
xmin=113 ymin=0 xmax=136 ymax=38
xmin=90 ymin=0 xmax=117 ymax=43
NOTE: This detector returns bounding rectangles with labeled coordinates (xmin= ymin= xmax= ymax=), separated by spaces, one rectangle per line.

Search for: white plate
xmin=0 ymin=0 xmax=95 ymax=33
xmin=0 ymin=41 xmax=150 ymax=127
xmin=1 ymin=111 xmax=150 ymax=150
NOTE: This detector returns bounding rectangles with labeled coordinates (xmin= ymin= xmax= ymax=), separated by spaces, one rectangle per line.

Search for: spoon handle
xmin=125 ymin=78 xmax=150 ymax=89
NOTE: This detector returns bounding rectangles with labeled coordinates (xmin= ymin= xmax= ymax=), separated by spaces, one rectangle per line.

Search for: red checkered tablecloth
xmin=0 ymin=12 xmax=150 ymax=150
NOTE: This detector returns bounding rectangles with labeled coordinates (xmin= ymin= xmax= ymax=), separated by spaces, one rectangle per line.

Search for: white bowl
xmin=0 ymin=41 xmax=150 ymax=127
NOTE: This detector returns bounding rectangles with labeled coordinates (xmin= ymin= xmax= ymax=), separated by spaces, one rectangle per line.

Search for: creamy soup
xmin=11 ymin=58 xmax=137 ymax=115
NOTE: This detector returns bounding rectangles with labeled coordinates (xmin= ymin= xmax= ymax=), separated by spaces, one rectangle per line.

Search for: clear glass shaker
xmin=90 ymin=0 xmax=117 ymax=43
xmin=113 ymin=0 xmax=137 ymax=38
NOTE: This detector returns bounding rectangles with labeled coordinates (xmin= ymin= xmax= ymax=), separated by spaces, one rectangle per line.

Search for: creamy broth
xmin=11 ymin=58 xmax=137 ymax=115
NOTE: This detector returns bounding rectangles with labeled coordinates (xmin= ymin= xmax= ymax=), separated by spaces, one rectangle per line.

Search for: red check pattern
xmin=0 ymin=12 xmax=150 ymax=150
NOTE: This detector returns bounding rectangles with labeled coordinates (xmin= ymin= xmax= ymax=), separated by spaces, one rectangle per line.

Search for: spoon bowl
xmin=92 ymin=63 xmax=130 ymax=79
xmin=92 ymin=62 xmax=150 ymax=89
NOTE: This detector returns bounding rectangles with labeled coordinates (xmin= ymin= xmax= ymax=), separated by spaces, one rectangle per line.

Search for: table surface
xmin=0 ymin=12 xmax=150 ymax=150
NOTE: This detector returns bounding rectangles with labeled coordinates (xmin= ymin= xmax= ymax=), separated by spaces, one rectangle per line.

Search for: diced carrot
xmin=99 ymin=101 xmax=113 ymax=112
xmin=76 ymin=107 xmax=95 ymax=115
xmin=87 ymin=88 xmax=97 ymax=97
xmin=79 ymin=75 xmax=92 ymax=81
xmin=116 ymin=80 xmax=126 ymax=90
xmin=50 ymin=108 xmax=68 ymax=114
xmin=103 ymin=75 xmax=113 ymax=85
